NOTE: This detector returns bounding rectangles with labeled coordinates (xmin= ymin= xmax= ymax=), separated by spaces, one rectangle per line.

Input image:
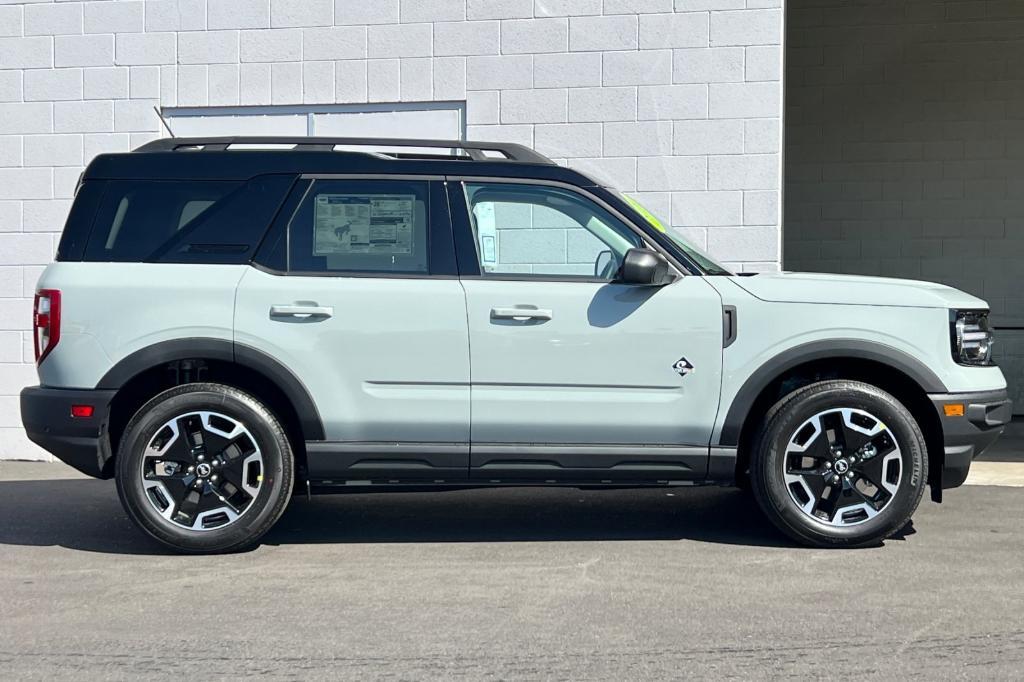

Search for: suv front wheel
xmin=115 ymin=383 xmax=294 ymax=553
xmin=750 ymin=380 xmax=928 ymax=548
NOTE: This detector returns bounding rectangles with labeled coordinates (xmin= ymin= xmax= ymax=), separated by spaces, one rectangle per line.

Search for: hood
xmin=730 ymin=272 xmax=987 ymax=309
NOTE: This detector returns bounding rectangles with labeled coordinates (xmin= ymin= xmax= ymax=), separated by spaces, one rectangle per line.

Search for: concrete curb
xmin=964 ymin=461 xmax=1024 ymax=488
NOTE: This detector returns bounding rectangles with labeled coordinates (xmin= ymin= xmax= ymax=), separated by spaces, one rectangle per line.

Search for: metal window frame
xmin=161 ymin=101 xmax=467 ymax=131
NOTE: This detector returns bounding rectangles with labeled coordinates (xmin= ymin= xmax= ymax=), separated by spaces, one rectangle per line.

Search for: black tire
xmin=115 ymin=383 xmax=294 ymax=554
xmin=750 ymin=380 xmax=927 ymax=548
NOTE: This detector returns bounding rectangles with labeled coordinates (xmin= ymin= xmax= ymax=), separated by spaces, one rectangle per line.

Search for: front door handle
xmin=490 ymin=306 xmax=553 ymax=321
xmin=270 ymin=304 xmax=334 ymax=319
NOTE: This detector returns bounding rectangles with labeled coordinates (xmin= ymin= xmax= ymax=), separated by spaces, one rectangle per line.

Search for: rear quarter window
xmin=55 ymin=179 xmax=105 ymax=262
xmin=84 ymin=180 xmax=241 ymax=262
xmin=79 ymin=175 xmax=295 ymax=264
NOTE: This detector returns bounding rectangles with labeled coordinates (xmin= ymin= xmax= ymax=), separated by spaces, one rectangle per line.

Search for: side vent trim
xmin=723 ymin=305 xmax=738 ymax=348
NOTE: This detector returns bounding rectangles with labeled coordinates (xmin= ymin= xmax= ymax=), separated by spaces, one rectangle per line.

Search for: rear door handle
xmin=490 ymin=306 xmax=553 ymax=321
xmin=270 ymin=304 xmax=334 ymax=319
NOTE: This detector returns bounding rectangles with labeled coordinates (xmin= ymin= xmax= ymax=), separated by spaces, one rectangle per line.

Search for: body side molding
xmin=718 ymin=339 xmax=949 ymax=446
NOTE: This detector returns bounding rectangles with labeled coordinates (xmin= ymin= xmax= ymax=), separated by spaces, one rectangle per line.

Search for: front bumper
xmin=21 ymin=386 xmax=117 ymax=479
xmin=929 ymin=388 xmax=1012 ymax=490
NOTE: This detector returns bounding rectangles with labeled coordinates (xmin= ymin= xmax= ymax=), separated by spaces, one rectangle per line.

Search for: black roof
xmin=83 ymin=136 xmax=603 ymax=186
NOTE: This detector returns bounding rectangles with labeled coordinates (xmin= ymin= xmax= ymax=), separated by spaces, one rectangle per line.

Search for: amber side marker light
xmin=943 ymin=404 xmax=965 ymax=417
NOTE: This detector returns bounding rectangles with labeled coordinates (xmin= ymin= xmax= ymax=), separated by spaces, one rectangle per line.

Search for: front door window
xmin=464 ymin=182 xmax=643 ymax=279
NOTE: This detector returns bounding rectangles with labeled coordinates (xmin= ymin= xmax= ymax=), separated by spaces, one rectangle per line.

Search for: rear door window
xmin=288 ymin=179 xmax=431 ymax=275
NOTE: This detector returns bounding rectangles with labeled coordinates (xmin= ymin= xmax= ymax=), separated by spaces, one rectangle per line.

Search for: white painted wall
xmin=783 ymin=0 xmax=1024 ymax=412
xmin=0 ymin=0 xmax=784 ymax=460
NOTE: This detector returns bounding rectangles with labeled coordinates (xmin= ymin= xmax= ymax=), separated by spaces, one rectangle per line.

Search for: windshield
xmin=615 ymin=192 xmax=733 ymax=276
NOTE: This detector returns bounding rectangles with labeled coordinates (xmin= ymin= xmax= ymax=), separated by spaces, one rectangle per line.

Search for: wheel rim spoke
xmin=783 ymin=407 xmax=903 ymax=527
xmin=814 ymin=480 xmax=847 ymax=521
xmin=178 ymin=415 xmax=208 ymax=459
xmin=851 ymin=472 xmax=890 ymax=509
xmin=208 ymin=482 xmax=243 ymax=516
xmin=856 ymin=456 xmax=888 ymax=494
xmin=174 ymin=487 xmax=203 ymax=526
xmin=216 ymin=465 xmax=246 ymax=502
xmin=140 ymin=410 xmax=263 ymax=532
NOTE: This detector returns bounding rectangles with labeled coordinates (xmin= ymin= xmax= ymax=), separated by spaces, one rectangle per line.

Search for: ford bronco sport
xmin=21 ymin=137 xmax=1011 ymax=553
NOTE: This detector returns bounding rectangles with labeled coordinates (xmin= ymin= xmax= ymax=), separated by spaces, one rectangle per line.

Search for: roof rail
xmin=132 ymin=136 xmax=553 ymax=164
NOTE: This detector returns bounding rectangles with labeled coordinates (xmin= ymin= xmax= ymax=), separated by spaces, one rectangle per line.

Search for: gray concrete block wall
xmin=784 ymin=0 xmax=1024 ymax=412
xmin=0 ymin=0 xmax=783 ymax=459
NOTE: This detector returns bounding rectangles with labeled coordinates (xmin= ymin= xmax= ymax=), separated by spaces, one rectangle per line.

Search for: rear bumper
xmin=929 ymin=389 xmax=1012 ymax=490
xmin=20 ymin=386 xmax=117 ymax=479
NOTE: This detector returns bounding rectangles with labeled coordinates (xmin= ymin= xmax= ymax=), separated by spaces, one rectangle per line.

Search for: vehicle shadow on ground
xmin=0 ymin=478 xmax=801 ymax=554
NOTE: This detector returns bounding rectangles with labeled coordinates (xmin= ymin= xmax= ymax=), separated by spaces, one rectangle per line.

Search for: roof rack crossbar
xmin=133 ymin=136 xmax=553 ymax=164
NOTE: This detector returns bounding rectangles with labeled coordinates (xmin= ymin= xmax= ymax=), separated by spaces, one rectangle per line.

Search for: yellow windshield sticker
xmin=624 ymin=195 xmax=667 ymax=233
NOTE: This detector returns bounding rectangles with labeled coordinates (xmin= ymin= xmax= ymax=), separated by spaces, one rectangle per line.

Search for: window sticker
xmin=314 ymin=194 xmax=416 ymax=256
xmin=472 ymin=202 xmax=498 ymax=265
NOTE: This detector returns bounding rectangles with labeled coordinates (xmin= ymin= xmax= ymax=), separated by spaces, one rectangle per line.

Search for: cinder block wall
xmin=0 ymin=0 xmax=783 ymax=459
xmin=784 ymin=0 xmax=1024 ymax=411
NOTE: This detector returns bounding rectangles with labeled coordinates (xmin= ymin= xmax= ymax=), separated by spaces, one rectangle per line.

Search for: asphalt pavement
xmin=1 ymin=462 xmax=1022 ymax=680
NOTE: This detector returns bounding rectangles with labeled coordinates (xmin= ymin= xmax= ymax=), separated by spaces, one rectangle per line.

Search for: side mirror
xmin=619 ymin=248 xmax=673 ymax=286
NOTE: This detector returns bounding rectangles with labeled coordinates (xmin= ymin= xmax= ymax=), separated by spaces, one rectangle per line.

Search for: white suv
xmin=20 ymin=137 xmax=1011 ymax=553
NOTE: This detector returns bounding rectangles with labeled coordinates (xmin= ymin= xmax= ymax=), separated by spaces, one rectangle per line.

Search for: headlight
xmin=951 ymin=310 xmax=994 ymax=366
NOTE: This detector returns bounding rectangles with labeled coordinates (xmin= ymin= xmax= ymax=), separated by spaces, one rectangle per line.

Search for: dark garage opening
xmin=783 ymin=0 xmax=1024 ymax=413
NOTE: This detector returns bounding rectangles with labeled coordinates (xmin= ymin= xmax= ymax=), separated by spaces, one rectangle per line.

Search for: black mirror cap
xmin=620 ymin=248 xmax=673 ymax=286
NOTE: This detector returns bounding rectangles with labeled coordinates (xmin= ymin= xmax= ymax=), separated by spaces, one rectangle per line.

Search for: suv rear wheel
xmin=750 ymin=380 xmax=928 ymax=548
xmin=115 ymin=383 xmax=294 ymax=553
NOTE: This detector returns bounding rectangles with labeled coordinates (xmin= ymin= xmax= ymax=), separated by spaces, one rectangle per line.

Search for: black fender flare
xmin=96 ymin=337 xmax=325 ymax=441
xmin=718 ymin=339 xmax=948 ymax=446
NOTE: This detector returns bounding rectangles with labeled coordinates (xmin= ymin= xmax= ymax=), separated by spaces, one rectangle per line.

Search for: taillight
xmin=33 ymin=289 xmax=61 ymax=363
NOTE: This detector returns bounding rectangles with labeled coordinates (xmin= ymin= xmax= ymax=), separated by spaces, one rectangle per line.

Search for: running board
xmin=303 ymin=441 xmax=738 ymax=489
